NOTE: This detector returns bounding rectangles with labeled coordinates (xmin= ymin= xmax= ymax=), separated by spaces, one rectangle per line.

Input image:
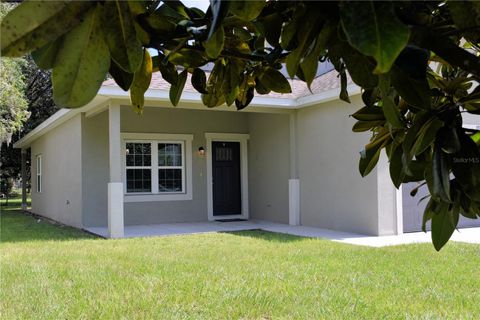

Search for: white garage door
xmin=402 ymin=183 xmax=480 ymax=233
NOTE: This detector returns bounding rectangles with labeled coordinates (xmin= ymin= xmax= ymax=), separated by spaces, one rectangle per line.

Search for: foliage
xmin=1 ymin=0 xmax=479 ymax=249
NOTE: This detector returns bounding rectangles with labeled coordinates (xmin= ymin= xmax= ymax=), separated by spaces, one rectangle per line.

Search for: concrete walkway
xmin=85 ymin=220 xmax=480 ymax=247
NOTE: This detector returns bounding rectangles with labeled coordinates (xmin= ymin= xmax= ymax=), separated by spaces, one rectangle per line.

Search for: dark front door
xmin=212 ymin=141 xmax=241 ymax=216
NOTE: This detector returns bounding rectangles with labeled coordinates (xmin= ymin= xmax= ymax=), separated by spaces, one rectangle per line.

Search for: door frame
xmin=205 ymin=133 xmax=249 ymax=221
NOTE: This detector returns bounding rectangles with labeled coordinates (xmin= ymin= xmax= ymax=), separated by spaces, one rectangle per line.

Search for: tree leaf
xmin=351 ymin=106 xmax=385 ymax=121
xmin=204 ymin=26 xmax=224 ymax=59
xmin=229 ymin=0 xmax=265 ymax=21
xmin=208 ymin=0 xmax=230 ymax=40
xmin=169 ymin=69 xmax=187 ymax=106
xmin=340 ymin=1 xmax=410 ymax=74
xmin=253 ymin=13 xmax=283 ymax=47
xmin=300 ymin=20 xmax=335 ymax=88
xmin=102 ymin=0 xmax=143 ymax=73
xmin=391 ymin=65 xmax=431 ymax=110
xmin=359 ymin=131 xmax=389 ymax=176
xmin=451 ymin=134 xmax=480 ymax=201
xmin=1 ymin=1 xmax=93 ymax=57
xmin=158 ymin=59 xmax=178 ymax=85
xmin=431 ymin=144 xmax=451 ymax=202
xmin=389 ymin=145 xmax=405 ymax=188
xmin=352 ymin=120 xmax=386 ymax=132
xmin=191 ymin=68 xmax=207 ymax=94
xmin=339 ymin=68 xmax=350 ymax=103
xmin=109 ymin=60 xmax=134 ymax=91
xmin=168 ymin=48 xmax=207 ymax=68
xmin=130 ymin=49 xmax=152 ymax=113
xmin=52 ymin=5 xmax=110 ymax=108
xmin=382 ymin=96 xmax=404 ymax=128
xmin=259 ymin=67 xmax=292 ymax=94
xmin=448 ymin=1 xmax=480 ymax=44
xmin=31 ymin=38 xmax=61 ymax=70
xmin=431 ymin=201 xmax=459 ymax=251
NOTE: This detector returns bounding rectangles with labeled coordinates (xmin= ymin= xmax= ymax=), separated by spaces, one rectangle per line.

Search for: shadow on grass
xmin=0 ymin=210 xmax=98 ymax=244
xmin=222 ymin=229 xmax=309 ymax=243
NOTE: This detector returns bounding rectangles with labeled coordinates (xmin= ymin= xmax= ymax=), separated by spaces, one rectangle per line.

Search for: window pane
xmin=126 ymin=169 xmax=151 ymax=193
xmin=158 ymin=143 xmax=181 ymax=167
xmin=126 ymin=143 xmax=151 ymax=168
xmin=158 ymin=168 xmax=182 ymax=192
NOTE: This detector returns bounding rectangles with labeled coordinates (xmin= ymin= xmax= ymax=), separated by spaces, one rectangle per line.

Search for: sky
xmin=181 ymin=0 xmax=210 ymax=11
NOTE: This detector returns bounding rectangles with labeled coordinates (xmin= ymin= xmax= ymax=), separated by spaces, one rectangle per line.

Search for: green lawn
xmin=1 ymin=210 xmax=479 ymax=319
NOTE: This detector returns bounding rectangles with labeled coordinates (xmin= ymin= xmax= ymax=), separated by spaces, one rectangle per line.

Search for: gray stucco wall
xmin=296 ymin=96 xmax=381 ymax=235
xmin=121 ymin=106 xmax=249 ymax=225
xmin=30 ymin=114 xmax=83 ymax=228
xmin=248 ymin=113 xmax=290 ymax=223
xmin=82 ymin=110 xmax=109 ymax=227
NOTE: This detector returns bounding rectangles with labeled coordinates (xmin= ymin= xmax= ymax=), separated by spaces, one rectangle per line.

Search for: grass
xmin=1 ymin=208 xmax=479 ymax=319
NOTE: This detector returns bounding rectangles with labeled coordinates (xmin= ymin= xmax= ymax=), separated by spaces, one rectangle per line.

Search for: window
xmin=158 ymin=143 xmax=184 ymax=192
xmin=122 ymin=133 xmax=193 ymax=202
xmin=125 ymin=143 xmax=152 ymax=193
xmin=36 ymin=155 xmax=42 ymax=193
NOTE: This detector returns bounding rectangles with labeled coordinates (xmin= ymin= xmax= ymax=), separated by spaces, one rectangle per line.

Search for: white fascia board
xmin=13 ymin=96 xmax=108 ymax=149
xmin=296 ymin=84 xmax=361 ymax=108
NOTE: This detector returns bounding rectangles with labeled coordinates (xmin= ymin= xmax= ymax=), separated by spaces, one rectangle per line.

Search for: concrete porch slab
xmin=85 ymin=220 xmax=480 ymax=247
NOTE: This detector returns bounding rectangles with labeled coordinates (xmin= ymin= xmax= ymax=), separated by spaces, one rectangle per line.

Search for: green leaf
xmin=1 ymin=1 xmax=93 ymax=57
xmin=412 ymin=119 xmax=444 ymax=156
xmin=204 ymin=26 xmax=225 ymax=59
xmin=168 ymin=48 xmax=207 ymax=68
xmin=448 ymin=1 xmax=480 ymax=44
xmin=158 ymin=60 xmax=178 ymax=85
xmin=300 ymin=20 xmax=335 ymax=88
xmin=340 ymin=1 xmax=410 ymax=74
xmin=352 ymin=120 xmax=386 ymax=132
xmin=222 ymin=61 xmax=243 ymax=106
xmin=351 ymin=106 xmax=385 ymax=122
xmin=389 ymin=145 xmax=405 ymax=188
xmin=359 ymin=131 xmax=389 ymax=176
xmin=391 ymin=66 xmax=431 ymax=110
xmin=329 ymin=41 xmax=378 ymax=89
xmin=259 ymin=67 xmax=292 ymax=94
xmin=208 ymin=0 xmax=230 ymax=39
xmin=229 ymin=1 xmax=265 ymax=21
xmin=253 ymin=13 xmax=283 ymax=47
xmin=431 ymin=201 xmax=459 ymax=251
xmin=169 ymin=70 xmax=187 ymax=107
xmin=130 ymin=49 xmax=153 ymax=113
xmin=31 ymin=39 xmax=61 ymax=70
xmin=191 ymin=68 xmax=207 ymax=94
xmin=52 ymin=5 xmax=110 ymax=108
xmin=102 ymin=0 xmax=143 ymax=73
xmin=235 ymin=74 xmax=254 ymax=110
xmin=452 ymin=134 xmax=480 ymax=201
xmin=422 ymin=198 xmax=434 ymax=232
xmin=109 ymin=60 xmax=134 ymax=91
xmin=431 ymin=144 xmax=451 ymax=202
xmin=382 ymin=96 xmax=404 ymax=129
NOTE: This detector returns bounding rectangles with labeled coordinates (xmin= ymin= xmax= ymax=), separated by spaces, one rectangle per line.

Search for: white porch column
xmin=108 ymin=104 xmax=124 ymax=238
xmin=21 ymin=149 xmax=28 ymax=211
xmin=289 ymin=111 xmax=300 ymax=225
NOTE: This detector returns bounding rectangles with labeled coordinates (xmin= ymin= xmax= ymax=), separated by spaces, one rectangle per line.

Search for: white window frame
xmin=36 ymin=154 xmax=42 ymax=193
xmin=121 ymin=133 xmax=193 ymax=202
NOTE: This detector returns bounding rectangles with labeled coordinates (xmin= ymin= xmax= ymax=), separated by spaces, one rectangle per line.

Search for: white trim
xmin=205 ymin=133 xmax=250 ymax=221
xmin=108 ymin=182 xmax=124 ymax=238
xmin=35 ymin=154 xmax=42 ymax=193
xmin=121 ymin=133 xmax=193 ymax=202
xmin=396 ymin=185 xmax=404 ymax=235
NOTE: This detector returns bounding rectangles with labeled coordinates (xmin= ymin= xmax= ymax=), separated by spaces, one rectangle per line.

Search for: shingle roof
xmin=102 ymin=69 xmax=353 ymax=100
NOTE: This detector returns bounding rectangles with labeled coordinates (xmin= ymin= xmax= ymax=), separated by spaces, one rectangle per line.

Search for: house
xmin=14 ymin=69 xmax=480 ymax=238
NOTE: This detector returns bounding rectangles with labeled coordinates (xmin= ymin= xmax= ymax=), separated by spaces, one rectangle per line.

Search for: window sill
xmin=124 ymin=193 xmax=192 ymax=203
